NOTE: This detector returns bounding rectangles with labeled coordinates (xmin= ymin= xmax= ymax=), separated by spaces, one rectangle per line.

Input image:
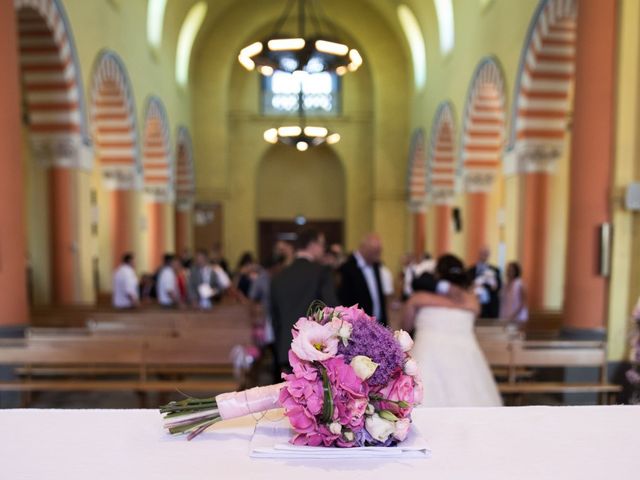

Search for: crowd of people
xmin=111 ymin=229 xmax=529 ymax=403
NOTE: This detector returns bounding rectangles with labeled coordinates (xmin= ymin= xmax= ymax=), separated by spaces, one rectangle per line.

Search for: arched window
xmin=147 ymin=0 xmax=168 ymax=49
xmin=433 ymin=0 xmax=455 ymax=56
xmin=397 ymin=5 xmax=427 ymax=90
xmin=262 ymin=71 xmax=341 ymax=116
xmin=176 ymin=2 xmax=208 ymax=87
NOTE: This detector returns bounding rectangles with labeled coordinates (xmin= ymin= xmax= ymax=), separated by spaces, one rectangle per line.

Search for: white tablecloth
xmin=0 ymin=406 xmax=637 ymax=480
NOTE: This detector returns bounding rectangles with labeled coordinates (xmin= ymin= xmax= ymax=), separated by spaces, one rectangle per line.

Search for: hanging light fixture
xmin=238 ymin=0 xmax=363 ymax=76
xmin=263 ymin=124 xmax=341 ymax=151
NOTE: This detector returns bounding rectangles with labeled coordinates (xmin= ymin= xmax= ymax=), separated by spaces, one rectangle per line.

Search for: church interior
xmin=0 ymin=0 xmax=639 ymax=413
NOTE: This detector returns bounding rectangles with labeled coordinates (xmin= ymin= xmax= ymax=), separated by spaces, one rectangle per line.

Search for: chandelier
xmin=263 ymin=124 xmax=341 ymax=151
xmin=238 ymin=0 xmax=363 ymax=76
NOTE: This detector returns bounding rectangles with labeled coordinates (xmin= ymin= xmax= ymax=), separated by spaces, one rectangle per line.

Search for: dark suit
xmin=337 ymin=254 xmax=388 ymax=326
xmin=468 ymin=264 xmax=502 ymax=318
xmin=270 ymin=257 xmax=338 ymax=367
xmin=188 ymin=266 xmax=220 ymax=306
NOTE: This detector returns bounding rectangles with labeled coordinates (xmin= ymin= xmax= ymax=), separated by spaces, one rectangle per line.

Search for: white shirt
xmin=157 ymin=266 xmax=177 ymax=306
xmin=112 ymin=264 xmax=139 ymax=308
xmin=354 ymin=251 xmax=382 ymax=320
xmin=380 ymin=265 xmax=394 ymax=297
xmin=212 ymin=265 xmax=231 ymax=290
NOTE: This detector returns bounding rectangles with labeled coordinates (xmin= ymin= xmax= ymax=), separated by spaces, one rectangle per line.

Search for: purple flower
xmin=335 ymin=306 xmax=404 ymax=386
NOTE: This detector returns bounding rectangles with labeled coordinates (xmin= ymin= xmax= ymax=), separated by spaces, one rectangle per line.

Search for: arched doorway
xmin=256 ymin=143 xmax=345 ymax=262
xmin=90 ymin=50 xmax=140 ymax=277
xmin=175 ymin=126 xmax=195 ymax=256
xmin=460 ymin=57 xmax=507 ymax=264
xmin=142 ymin=97 xmax=173 ymax=271
xmin=16 ymin=0 xmax=91 ymax=305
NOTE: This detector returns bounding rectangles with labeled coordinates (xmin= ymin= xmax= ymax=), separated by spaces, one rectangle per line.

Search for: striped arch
xmin=175 ymin=126 xmax=195 ymax=210
xmin=406 ymin=129 xmax=427 ymax=212
xmin=460 ymin=57 xmax=507 ymax=192
xmin=16 ymin=0 xmax=91 ymax=168
xmin=142 ymin=97 xmax=172 ymax=203
xmin=90 ymin=50 xmax=139 ymax=190
xmin=509 ymin=0 xmax=577 ymax=171
xmin=428 ymin=101 xmax=457 ymax=205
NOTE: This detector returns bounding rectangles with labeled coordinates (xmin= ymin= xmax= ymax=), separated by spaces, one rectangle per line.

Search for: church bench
xmin=0 ymin=336 xmax=244 ymax=400
xmin=498 ymin=340 xmax=622 ymax=404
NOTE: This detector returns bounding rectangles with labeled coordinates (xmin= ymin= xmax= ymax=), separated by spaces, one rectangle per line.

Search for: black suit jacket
xmin=337 ymin=254 xmax=388 ymax=326
xmin=468 ymin=264 xmax=502 ymax=319
xmin=270 ymin=258 xmax=338 ymax=365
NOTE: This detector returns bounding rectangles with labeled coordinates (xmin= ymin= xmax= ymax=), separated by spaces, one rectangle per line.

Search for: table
xmin=1 ymin=406 xmax=637 ymax=479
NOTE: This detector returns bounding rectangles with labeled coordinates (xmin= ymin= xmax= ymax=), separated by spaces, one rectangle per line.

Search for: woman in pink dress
xmin=499 ymin=262 xmax=528 ymax=327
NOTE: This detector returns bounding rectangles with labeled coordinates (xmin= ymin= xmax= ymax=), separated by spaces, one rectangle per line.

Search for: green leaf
xmin=320 ymin=365 xmax=334 ymax=424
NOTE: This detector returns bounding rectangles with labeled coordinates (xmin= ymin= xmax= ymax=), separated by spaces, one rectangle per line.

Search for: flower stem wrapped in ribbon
xmin=160 ymin=304 xmax=423 ymax=446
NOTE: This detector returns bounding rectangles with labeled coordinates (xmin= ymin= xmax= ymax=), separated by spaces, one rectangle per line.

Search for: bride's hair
xmin=436 ymin=254 xmax=469 ymax=287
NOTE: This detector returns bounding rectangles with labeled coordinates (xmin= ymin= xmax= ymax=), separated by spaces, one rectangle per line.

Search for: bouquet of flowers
xmin=160 ymin=304 xmax=423 ymax=446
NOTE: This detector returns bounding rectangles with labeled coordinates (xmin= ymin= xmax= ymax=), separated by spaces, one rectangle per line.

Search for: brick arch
xmin=142 ymin=96 xmax=172 ymax=202
xmin=428 ymin=101 xmax=457 ymax=205
xmin=460 ymin=57 xmax=507 ymax=193
xmin=175 ymin=126 xmax=195 ymax=209
xmin=90 ymin=50 xmax=139 ymax=190
xmin=509 ymin=0 xmax=577 ymax=171
xmin=16 ymin=0 xmax=91 ymax=168
xmin=406 ymin=128 xmax=427 ymax=212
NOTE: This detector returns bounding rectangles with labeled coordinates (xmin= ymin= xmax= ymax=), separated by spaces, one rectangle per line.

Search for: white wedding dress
xmin=412 ymin=306 xmax=502 ymax=407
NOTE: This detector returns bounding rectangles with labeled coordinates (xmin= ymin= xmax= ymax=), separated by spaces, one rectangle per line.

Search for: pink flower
xmin=376 ymin=373 xmax=416 ymax=418
xmin=291 ymin=318 xmax=339 ymax=361
xmin=413 ymin=375 xmax=424 ymax=405
xmin=393 ymin=418 xmax=411 ymax=441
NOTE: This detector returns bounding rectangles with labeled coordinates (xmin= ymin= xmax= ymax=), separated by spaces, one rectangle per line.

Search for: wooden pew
xmin=0 ymin=335 xmax=244 ymax=399
xmin=497 ymin=340 xmax=622 ymax=404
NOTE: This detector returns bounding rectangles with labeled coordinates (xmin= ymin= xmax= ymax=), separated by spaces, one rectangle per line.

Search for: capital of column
xmin=30 ymin=135 xmax=93 ymax=170
xmin=102 ymin=167 xmax=140 ymax=191
xmin=463 ymin=170 xmax=495 ymax=193
xmin=515 ymin=141 xmax=564 ymax=174
xmin=144 ymin=186 xmax=174 ymax=204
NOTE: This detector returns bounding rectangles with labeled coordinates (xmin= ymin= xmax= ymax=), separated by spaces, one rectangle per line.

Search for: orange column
xmin=109 ymin=190 xmax=135 ymax=269
xmin=48 ymin=168 xmax=77 ymax=304
xmin=521 ymin=172 xmax=550 ymax=311
xmin=413 ymin=211 xmax=426 ymax=259
xmin=466 ymin=192 xmax=488 ymax=264
xmin=435 ymin=204 xmax=451 ymax=257
xmin=175 ymin=208 xmax=191 ymax=255
xmin=563 ymin=0 xmax=616 ymax=331
xmin=0 ymin=1 xmax=28 ymax=325
xmin=147 ymin=202 xmax=166 ymax=271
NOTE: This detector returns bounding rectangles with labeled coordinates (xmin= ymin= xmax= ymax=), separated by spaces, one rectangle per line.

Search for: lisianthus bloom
xmin=376 ymin=373 xmax=416 ymax=418
xmin=365 ymin=413 xmax=395 ymax=443
xmin=393 ymin=418 xmax=411 ymax=442
xmin=394 ymin=330 xmax=414 ymax=352
xmin=291 ymin=318 xmax=339 ymax=361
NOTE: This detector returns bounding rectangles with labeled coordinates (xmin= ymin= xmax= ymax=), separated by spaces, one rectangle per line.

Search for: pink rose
xmin=376 ymin=373 xmax=416 ymax=418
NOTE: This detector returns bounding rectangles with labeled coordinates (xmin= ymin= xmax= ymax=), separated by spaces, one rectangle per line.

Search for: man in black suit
xmin=337 ymin=233 xmax=388 ymax=326
xmin=467 ymin=246 xmax=502 ymax=318
xmin=271 ymin=229 xmax=338 ymax=375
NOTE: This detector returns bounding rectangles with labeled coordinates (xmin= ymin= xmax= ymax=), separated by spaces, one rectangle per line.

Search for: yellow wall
xmin=191 ymin=0 xmax=410 ymax=270
xmin=257 ymin=145 xmax=345 ymax=220
xmin=21 ymin=0 xmax=194 ymax=301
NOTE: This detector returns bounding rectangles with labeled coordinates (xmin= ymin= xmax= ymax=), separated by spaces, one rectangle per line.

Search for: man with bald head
xmin=337 ymin=233 xmax=388 ymax=325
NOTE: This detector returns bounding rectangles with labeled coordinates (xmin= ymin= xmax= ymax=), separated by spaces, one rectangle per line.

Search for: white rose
xmin=350 ymin=355 xmax=379 ymax=381
xmin=365 ymin=413 xmax=395 ymax=442
xmin=343 ymin=430 xmax=355 ymax=442
xmin=394 ymin=330 xmax=414 ymax=352
xmin=365 ymin=403 xmax=375 ymax=415
xmin=403 ymin=358 xmax=419 ymax=376
xmin=393 ymin=418 xmax=411 ymax=442
xmin=329 ymin=422 xmax=342 ymax=435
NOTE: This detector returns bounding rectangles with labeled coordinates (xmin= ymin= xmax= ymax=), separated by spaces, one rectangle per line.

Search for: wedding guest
xmin=211 ymin=243 xmax=230 ymax=275
xmin=139 ymin=273 xmax=155 ymax=305
xmin=337 ymin=233 xmax=388 ymax=326
xmin=274 ymin=240 xmax=295 ymax=266
xmin=271 ymin=228 xmax=337 ymax=373
xmin=235 ymin=251 xmax=257 ymax=298
xmin=500 ymin=261 xmax=528 ymax=326
xmin=188 ymin=250 xmax=220 ymax=309
xmin=112 ymin=252 xmax=139 ymax=309
xmin=468 ymin=246 xmax=501 ymax=318
xmin=157 ymin=254 xmax=183 ymax=308
xmin=180 ymin=247 xmax=193 ymax=269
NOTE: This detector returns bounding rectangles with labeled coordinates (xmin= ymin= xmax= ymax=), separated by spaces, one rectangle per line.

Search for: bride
xmin=403 ymin=254 xmax=502 ymax=407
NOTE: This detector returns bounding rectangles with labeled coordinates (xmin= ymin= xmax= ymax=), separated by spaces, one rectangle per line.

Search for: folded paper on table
xmin=249 ymin=417 xmax=431 ymax=459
